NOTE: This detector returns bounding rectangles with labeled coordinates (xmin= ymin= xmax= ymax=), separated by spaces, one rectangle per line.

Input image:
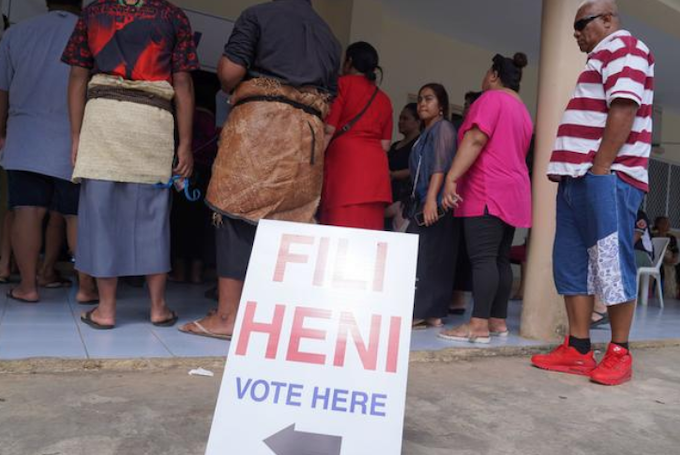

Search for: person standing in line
xmin=179 ymin=0 xmax=341 ymax=340
xmin=531 ymin=0 xmax=655 ymax=386
xmin=408 ymin=83 xmax=459 ymax=330
xmin=320 ymin=41 xmax=393 ymax=231
xmin=385 ymin=102 xmax=420 ymax=232
xmin=62 ymin=0 xmax=199 ymax=329
xmin=0 ymin=0 xmax=97 ymax=303
xmin=439 ymin=52 xmax=533 ymax=344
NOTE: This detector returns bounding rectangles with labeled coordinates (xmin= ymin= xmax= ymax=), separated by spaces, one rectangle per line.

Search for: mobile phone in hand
xmin=415 ymin=207 xmax=448 ymax=226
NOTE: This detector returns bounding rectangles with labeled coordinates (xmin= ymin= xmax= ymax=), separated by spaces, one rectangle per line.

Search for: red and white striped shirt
xmin=548 ymin=30 xmax=655 ymax=191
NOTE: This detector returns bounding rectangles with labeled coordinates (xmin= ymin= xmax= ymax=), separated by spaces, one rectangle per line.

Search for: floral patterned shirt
xmin=61 ymin=0 xmax=199 ymax=82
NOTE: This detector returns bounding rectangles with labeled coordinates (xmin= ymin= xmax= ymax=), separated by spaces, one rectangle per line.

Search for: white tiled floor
xmin=0 ymin=280 xmax=677 ymax=360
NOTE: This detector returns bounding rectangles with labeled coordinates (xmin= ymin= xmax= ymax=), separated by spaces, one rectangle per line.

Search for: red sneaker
xmin=590 ymin=344 xmax=633 ymax=386
xmin=531 ymin=338 xmax=596 ymax=376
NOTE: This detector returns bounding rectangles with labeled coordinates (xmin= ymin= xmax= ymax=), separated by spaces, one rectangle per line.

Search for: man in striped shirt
xmin=532 ymin=0 xmax=654 ymax=386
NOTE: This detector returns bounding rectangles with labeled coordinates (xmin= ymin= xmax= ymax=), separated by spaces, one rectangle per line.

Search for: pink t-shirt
xmin=455 ymin=90 xmax=533 ymax=228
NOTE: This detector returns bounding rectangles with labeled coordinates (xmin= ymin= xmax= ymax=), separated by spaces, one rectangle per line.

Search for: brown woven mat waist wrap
xmin=206 ymin=78 xmax=332 ymax=224
xmin=87 ymin=85 xmax=173 ymax=113
xmin=73 ymin=74 xmax=176 ymax=185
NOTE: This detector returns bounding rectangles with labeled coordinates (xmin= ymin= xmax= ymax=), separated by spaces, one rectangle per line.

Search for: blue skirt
xmin=75 ymin=179 xmax=171 ymax=278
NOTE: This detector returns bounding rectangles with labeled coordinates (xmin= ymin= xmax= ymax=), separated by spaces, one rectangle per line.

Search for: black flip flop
xmin=0 ymin=276 xmax=16 ymax=284
xmin=6 ymin=288 xmax=39 ymax=304
xmin=152 ymin=311 xmax=178 ymax=327
xmin=591 ymin=311 xmax=610 ymax=328
xmin=80 ymin=309 xmax=115 ymax=330
xmin=41 ymin=277 xmax=73 ymax=289
xmin=77 ymin=298 xmax=100 ymax=305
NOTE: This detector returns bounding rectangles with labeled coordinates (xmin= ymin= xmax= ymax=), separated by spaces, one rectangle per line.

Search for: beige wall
xmin=377 ymin=13 xmax=540 ymax=123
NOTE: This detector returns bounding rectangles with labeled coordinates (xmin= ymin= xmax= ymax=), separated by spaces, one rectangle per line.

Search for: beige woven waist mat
xmin=73 ymin=74 xmax=176 ymax=185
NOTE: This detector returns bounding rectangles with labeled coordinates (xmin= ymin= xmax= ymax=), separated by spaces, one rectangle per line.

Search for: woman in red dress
xmin=320 ymin=41 xmax=393 ymax=230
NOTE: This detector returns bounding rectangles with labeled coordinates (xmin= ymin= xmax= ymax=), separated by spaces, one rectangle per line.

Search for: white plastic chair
xmin=636 ymin=237 xmax=670 ymax=308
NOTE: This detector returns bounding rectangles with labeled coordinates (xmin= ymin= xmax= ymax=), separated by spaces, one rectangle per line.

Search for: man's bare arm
xmin=591 ymin=98 xmax=639 ymax=175
xmin=217 ymin=56 xmax=247 ymax=93
xmin=173 ymin=71 xmax=195 ymax=178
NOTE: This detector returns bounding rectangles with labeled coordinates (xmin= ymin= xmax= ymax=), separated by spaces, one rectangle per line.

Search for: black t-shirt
xmin=388 ymin=137 xmax=418 ymax=201
xmin=224 ymin=0 xmax=341 ymax=94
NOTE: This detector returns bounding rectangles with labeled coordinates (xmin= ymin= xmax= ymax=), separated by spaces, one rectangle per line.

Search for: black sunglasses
xmin=574 ymin=14 xmax=604 ymax=31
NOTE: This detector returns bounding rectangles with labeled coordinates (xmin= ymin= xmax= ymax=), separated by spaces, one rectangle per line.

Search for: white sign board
xmin=206 ymin=220 xmax=419 ymax=455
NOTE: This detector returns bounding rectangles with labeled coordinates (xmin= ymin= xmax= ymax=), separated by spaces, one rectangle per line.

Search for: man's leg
xmin=146 ymin=273 xmax=176 ymax=323
xmin=64 ymin=215 xmax=98 ymax=302
xmin=180 ymin=218 xmax=252 ymax=338
xmin=11 ymin=206 xmax=47 ymax=301
xmin=566 ymin=295 xmax=595 ymax=339
xmin=608 ymin=301 xmax=635 ymax=345
xmin=38 ymin=212 xmax=66 ymax=286
xmin=0 ymin=210 xmax=14 ymax=279
xmin=83 ymin=277 xmax=117 ymax=326
xmin=531 ymin=180 xmax=597 ymax=375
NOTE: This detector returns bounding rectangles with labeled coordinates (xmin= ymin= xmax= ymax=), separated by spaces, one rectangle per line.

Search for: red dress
xmin=320 ymin=75 xmax=393 ymax=230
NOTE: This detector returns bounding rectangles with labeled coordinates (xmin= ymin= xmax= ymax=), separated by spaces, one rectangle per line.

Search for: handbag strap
xmin=333 ymin=86 xmax=380 ymax=140
xmin=410 ymin=135 xmax=425 ymax=200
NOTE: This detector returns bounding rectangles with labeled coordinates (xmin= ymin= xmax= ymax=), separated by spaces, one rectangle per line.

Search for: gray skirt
xmin=75 ymin=179 xmax=171 ymax=278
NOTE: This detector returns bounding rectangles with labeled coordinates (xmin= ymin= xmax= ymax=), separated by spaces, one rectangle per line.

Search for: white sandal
xmin=438 ymin=325 xmax=490 ymax=344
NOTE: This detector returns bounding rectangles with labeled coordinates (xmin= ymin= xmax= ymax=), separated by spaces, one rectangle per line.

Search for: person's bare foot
xmin=76 ymin=287 xmax=99 ymax=302
xmin=81 ymin=307 xmax=115 ymax=327
xmin=179 ymin=312 xmax=234 ymax=339
xmin=440 ymin=323 xmax=490 ymax=339
xmin=488 ymin=318 xmax=508 ymax=334
xmin=426 ymin=318 xmax=443 ymax=327
xmin=37 ymin=270 xmax=63 ymax=287
xmin=150 ymin=306 xmax=177 ymax=325
xmin=438 ymin=323 xmax=491 ymax=343
xmin=8 ymin=286 xmax=39 ymax=302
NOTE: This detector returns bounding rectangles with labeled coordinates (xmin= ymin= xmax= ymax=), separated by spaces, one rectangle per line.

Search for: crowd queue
xmin=0 ymin=0 xmax=659 ymax=385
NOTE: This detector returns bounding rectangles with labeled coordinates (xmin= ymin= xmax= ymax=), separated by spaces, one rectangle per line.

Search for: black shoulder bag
xmin=332 ymin=86 xmax=380 ymax=141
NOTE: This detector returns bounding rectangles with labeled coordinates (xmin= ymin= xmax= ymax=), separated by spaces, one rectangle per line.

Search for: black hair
xmin=418 ymin=83 xmax=450 ymax=119
xmin=464 ymin=91 xmax=483 ymax=105
xmin=345 ymin=41 xmax=382 ymax=82
xmin=491 ymin=52 xmax=528 ymax=92
xmin=403 ymin=103 xmax=418 ymax=120
xmin=47 ymin=0 xmax=83 ymax=7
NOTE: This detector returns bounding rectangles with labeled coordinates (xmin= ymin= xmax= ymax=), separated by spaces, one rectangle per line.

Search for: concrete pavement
xmin=1 ymin=346 xmax=678 ymax=455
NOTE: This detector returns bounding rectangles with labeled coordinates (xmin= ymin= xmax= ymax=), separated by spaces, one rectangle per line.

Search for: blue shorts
xmin=553 ymin=172 xmax=644 ymax=306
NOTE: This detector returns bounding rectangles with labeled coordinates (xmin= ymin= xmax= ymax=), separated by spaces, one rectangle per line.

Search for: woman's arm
xmin=423 ymin=173 xmax=445 ymax=226
xmin=441 ymin=127 xmax=488 ymax=209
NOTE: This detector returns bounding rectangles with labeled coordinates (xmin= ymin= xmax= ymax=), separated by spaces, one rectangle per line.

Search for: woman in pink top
xmin=439 ymin=52 xmax=534 ymax=343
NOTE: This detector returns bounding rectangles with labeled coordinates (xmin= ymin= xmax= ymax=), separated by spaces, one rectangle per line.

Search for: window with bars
xmin=645 ymin=159 xmax=680 ymax=227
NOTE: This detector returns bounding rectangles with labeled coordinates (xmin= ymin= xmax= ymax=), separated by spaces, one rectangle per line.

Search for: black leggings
xmin=464 ymin=214 xmax=515 ymax=320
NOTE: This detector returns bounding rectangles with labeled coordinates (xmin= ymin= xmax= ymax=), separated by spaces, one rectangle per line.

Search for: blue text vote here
xmin=235 ymin=377 xmax=388 ymax=417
